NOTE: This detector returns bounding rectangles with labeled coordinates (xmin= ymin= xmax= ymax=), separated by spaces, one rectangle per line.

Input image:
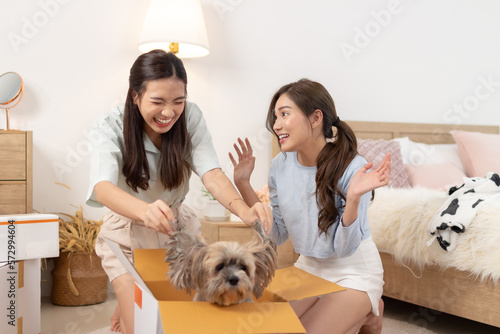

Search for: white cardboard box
xmin=0 ymin=214 xmax=59 ymax=262
xmin=1 ymin=259 xmax=41 ymax=334
xmin=0 ymin=213 xmax=60 ymax=334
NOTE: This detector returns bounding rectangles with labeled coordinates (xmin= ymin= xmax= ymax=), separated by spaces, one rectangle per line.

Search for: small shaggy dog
xmin=164 ymin=220 xmax=277 ymax=306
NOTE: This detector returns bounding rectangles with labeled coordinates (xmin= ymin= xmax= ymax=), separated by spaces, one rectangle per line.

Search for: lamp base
xmin=169 ymin=42 xmax=179 ymax=54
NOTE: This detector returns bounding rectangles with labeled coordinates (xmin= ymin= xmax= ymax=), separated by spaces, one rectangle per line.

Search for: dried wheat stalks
xmin=57 ymin=206 xmax=103 ymax=253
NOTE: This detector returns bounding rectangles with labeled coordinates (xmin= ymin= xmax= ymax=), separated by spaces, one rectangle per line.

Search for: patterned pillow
xmin=357 ymin=139 xmax=410 ymax=188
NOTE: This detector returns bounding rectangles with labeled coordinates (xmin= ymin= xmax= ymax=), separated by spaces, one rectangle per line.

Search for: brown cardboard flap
xmin=134 ymin=248 xmax=169 ymax=281
xmin=159 ymin=301 xmax=305 ymax=334
xmin=267 ymin=266 xmax=346 ymax=301
xmin=146 ymin=280 xmax=193 ymax=302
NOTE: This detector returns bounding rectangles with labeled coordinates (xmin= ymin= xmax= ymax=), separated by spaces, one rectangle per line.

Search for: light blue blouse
xmin=86 ymin=101 xmax=220 ymax=208
xmin=269 ymin=152 xmax=372 ymax=258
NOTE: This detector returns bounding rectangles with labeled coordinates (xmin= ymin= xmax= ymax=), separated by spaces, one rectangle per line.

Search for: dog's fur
xmin=164 ymin=220 xmax=277 ymax=306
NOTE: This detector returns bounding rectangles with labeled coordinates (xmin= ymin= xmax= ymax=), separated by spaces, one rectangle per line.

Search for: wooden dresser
xmin=0 ymin=130 xmax=33 ymax=214
xmin=200 ymin=219 xmax=299 ymax=269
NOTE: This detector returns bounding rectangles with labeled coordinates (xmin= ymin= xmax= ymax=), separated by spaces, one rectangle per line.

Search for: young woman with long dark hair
xmin=87 ymin=50 xmax=271 ymax=334
xmin=230 ymin=79 xmax=390 ymax=334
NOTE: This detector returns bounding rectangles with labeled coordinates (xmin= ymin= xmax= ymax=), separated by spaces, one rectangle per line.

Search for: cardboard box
xmin=105 ymin=239 xmax=346 ymax=334
xmin=0 ymin=213 xmax=59 ymax=262
xmin=0 ymin=259 xmax=41 ymax=334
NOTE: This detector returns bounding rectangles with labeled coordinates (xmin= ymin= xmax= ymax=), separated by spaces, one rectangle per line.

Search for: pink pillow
xmin=405 ymin=163 xmax=466 ymax=190
xmin=357 ymin=139 xmax=410 ymax=188
xmin=450 ymin=130 xmax=500 ymax=177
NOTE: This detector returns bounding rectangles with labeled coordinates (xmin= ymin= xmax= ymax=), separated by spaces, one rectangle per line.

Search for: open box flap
xmin=267 ymin=266 xmax=346 ymax=301
xmin=158 ymin=301 xmax=305 ymax=334
xmin=103 ymin=238 xmax=152 ymax=295
xmin=134 ymin=283 xmax=163 ymax=334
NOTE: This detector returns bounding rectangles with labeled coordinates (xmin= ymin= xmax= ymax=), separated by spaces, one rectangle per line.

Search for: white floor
xmin=40 ymin=294 xmax=499 ymax=334
xmin=41 ymin=294 xmax=116 ymax=334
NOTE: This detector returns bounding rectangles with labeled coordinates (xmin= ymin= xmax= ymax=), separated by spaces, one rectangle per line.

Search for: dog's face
xmin=165 ymin=220 xmax=277 ymax=306
xmin=200 ymin=242 xmax=257 ymax=305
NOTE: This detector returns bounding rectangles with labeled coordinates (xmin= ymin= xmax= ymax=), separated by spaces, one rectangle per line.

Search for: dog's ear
xmin=189 ymin=246 xmax=208 ymax=291
xmin=165 ymin=229 xmax=207 ymax=295
xmin=245 ymin=220 xmax=278 ymax=299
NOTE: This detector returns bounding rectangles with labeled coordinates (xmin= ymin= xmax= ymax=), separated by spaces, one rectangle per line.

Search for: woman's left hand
xmin=348 ymin=153 xmax=391 ymax=198
xmin=229 ymin=138 xmax=255 ymax=186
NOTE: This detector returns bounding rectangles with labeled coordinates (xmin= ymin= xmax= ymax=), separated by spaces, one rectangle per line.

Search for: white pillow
xmin=392 ymin=137 xmax=466 ymax=173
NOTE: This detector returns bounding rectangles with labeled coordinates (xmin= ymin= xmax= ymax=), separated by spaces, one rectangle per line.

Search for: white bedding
xmin=368 ymin=186 xmax=500 ymax=283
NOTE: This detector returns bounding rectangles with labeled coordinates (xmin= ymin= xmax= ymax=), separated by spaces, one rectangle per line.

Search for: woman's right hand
xmin=143 ymin=200 xmax=176 ymax=235
xmin=240 ymin=202 xmax=273 ymax=235
xmin=229 ymin=137 xmax=255 ymax=185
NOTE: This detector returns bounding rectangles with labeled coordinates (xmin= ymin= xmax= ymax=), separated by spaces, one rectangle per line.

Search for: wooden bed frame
xmin=272 ymin=120 xmax=500 ymax=327
xmin=349 ymin=120 xmax=500 ymax=328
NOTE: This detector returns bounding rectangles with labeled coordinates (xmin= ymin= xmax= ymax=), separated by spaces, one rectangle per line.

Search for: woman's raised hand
xmin=348 ymin=153 xmax=391 ymax=198
xmin=228 ymin=138 xmax=255 ymax=185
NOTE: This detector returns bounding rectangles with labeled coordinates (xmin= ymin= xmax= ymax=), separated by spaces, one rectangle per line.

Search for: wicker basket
xmin=51 ymin=251 xmax=108 ymax=306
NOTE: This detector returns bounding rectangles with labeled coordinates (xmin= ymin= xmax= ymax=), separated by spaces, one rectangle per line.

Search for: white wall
xmin=1 ymin=0 xmax=499 ymax=221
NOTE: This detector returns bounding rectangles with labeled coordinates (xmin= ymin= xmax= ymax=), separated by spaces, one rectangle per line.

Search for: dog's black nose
xmin=228 ymin=275 xmax=239 ymax=286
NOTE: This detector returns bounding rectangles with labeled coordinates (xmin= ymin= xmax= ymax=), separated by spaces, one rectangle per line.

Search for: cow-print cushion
xmin=428 ymin=172 xmax=500 ymax=251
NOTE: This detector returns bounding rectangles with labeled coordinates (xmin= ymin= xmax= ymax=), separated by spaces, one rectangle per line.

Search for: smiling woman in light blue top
xmin=86 ymin=50 xmax=272 ymax=334
xmin=230 ymin=79 xmax=391 ymax=334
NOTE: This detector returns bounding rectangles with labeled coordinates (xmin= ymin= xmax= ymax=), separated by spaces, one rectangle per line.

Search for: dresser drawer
xmin=0 ymin=132 xmax=26 ymax=180
xmin=0 ymin=182 xmax=26 ymax=214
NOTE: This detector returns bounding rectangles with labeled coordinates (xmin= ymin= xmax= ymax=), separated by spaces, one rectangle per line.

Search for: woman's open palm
xmin=348 ymin=153 xmax=391 ymax=198
xmin=229 ymin=138 xmax=255 ymax=184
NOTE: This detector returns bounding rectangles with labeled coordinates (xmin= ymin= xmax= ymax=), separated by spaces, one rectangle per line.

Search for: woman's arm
xmin=202 ymin=168 xmax=272 ymax=233
xmin=94 ymin=181 xmax=176 ymax=235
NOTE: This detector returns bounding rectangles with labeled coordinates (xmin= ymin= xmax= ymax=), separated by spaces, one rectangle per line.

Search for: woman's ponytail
xmin=316 ymin=119 xmax=357 ymax=235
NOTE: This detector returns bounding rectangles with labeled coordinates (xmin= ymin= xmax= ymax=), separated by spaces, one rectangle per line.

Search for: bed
xmin=271 ymin=121 xmax=500 ymax=328
xmin=349 ymin=121 xmax=500 ymax=328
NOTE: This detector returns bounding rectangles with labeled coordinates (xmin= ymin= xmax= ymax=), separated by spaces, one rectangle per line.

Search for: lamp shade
xmin=138 ymin=0 xmax=209 ymax=58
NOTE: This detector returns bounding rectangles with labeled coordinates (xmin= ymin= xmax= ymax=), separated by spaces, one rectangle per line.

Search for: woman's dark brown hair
xmin=122 ymin=49 xmax=191 ymax=192
xmin=266 ymin=79 xmax=358 ymax=235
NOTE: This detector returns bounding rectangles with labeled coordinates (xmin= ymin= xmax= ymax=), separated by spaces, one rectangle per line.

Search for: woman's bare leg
xmin=358 ymin=298 xmax=384 ymax=334
xmin=111 ymin=273 xmax=135 ymax=334
xmin=289 ymin=296 xmax=320 ymax=319
xmin=291 ymin=289 xmax=372 ymax=334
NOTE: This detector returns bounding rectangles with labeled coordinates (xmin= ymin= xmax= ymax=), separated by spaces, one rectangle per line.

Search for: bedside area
xmin=200 ymin=219 xmax=299 ymax=269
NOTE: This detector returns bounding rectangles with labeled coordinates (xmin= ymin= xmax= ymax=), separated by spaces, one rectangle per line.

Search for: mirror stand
xmin=5 ymin=108 xmax=11 ymax=130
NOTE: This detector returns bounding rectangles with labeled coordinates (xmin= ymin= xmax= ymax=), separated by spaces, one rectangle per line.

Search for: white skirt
xmin=294 ymin=236 xmax=384 ymax=316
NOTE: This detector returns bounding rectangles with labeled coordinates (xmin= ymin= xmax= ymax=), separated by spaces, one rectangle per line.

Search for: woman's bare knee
xmin=290 ymin=296 xmax=320 ymax=319
xmin=359 ymin=298 xmax=384 ymax=334
xmin=299 ymin=289 xmax=372 ymax=334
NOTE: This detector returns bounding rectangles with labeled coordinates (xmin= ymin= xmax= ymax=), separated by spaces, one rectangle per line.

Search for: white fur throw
xmin=368 ymin=186 xmax=500 ymax=283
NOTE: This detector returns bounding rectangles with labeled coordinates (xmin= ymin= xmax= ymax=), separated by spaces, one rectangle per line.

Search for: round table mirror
xmin=0 ymin=72 xmax=24 ymax=130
